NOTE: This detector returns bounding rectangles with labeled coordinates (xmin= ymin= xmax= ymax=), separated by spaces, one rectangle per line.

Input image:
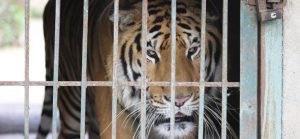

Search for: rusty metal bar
xmin=222 ymin=0 xmax=228 ymax=138
xmin=24 ymin=0 xmax=30 ymax=138
xmin=79 ymin=0 xmax=89 ymax=138
xmin=260 ymin=12 xmax=283 ymax=139
xmin=52 ymin=0 xmax=61 ymax=138
xmin=112 ymin=0 xmax=119 ymax=138
xmin=0 ymin=81 xmax=240 ymax=87
xmin=198 ymin=0 xmax=207 ymax=138
xmin=170 ymin=0 xmax=177 ymax=138
xmin=140 ymin=0 xmax=148 ymax=138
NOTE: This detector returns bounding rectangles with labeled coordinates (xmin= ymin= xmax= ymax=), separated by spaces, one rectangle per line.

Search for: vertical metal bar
xmin=52 ymin=0 xmax=61 ymax=138
xmin=240 ymin=0 xmax=258 ymax=138
xmin=80 ymin=0 xmax=89 ymax=138
xmin=140 ymin=0 xmax=148 ymax=138
xmin=198 ymin=0 xmax=206 ymax=138
xmin=260 ymin=16 xmax=283 ymax=139
xmin=170 ymin=0 xmax=177 ymax=139
xmin=24 ymin=0 xmax=30 ymax=138
xmin=221 ymin=0 xmax=228 ymax=138
xmin=112 ymin=0 xmax=119 ymax=138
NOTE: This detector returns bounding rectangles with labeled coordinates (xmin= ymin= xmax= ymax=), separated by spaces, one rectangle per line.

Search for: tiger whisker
xmin=100 ymin=101 xmax=144 ymax=135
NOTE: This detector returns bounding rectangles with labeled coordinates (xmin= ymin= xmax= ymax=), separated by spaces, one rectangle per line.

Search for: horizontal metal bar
xmin=0 ymin=81 xmax=240 ymax=87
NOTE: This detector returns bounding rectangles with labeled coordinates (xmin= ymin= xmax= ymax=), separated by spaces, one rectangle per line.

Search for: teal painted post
xmin=260 ymin=17 xmax=283 ymax=139
xmin=240 ymin=0 xmax=258 ymax=138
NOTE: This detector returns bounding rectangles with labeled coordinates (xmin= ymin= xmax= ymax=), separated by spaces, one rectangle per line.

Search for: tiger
xmin=37 ymin=0 xmax=237 ymax=139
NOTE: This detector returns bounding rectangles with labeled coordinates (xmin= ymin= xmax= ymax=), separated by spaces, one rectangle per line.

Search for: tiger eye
xmin=147 ymin=49 xmax=157 ymax=57
xmin=188 ymin=47 xmax=198 ymax=54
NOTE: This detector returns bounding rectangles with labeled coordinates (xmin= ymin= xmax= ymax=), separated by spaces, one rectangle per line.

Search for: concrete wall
xmin=283 ymin=1 xmax=300 ymax=138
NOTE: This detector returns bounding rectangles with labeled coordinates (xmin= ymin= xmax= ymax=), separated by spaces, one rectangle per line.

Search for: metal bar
xmin=24 ymin=0 xmax=30 ymax=138
xmin=52 ymin=0 xmax=61 ymax=138
xmin=140 ymin=0 xmax=148 ymax=138
xmin=80 ymin=0 xmax=89 ymax=138
xmin=240 ymin=0 xmax=258 ymax=138
xmin=260 ymin=14 xmax=283 ymax=139
xmin=222 ymin=0 xmax=228 ymax=138
xmin=170 ymin=0 xmax=177 ymax=138
xmin=112 ymin=0 xmax=119 ymax=138
xmin=198 ymin=0 xmax=206 ymax=138
xmin=0 ymin=81 xmax=240 ymax=87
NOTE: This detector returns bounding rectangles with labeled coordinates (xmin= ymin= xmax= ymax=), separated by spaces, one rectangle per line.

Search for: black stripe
xmin=120 ymin=42 xmax=130 ymax=80
xmin=137 ymin=60 xmax=141 ymax=67
xmin=129 ymin=45 xmax=141 ymax=81
xmin=41 ymin=108 xmax=52 ymax=117
xmin=134 ymin=34 xmax=141 ymax=52
xmin=150 ymin=25 xmax=161 ymax=33
xmin=129 ymin=47 xmax=139 ymax=81
xmin=192 ymin=37 xmax=199 ymax=44
xmin=207 ymin=31 xmax=221 ymax=64
xmin=164 ymin=33 xmax=170 ymax=39
xmin=60 ymin=92 xmax=81 ymax=122
xmin=206 ymin=41 xmax=213 ymax=79
xmin=183 ymin=31 xmax=192 ymax=37
xmin=131 ymin=87 xmax=136 ymax=97
xmin=60 ymin=109 xmax=80 ymax=134
xmin=132 ymin=72 xmax=141 ymax=81
xmin=61 ymin=132 xmax=80 ymax=139
xmin=153 ymin=32 xmax=164 ymax=39
xmin=153 ymin=16 xmax=164 ymax=24
xmin=62 ymin=89 xmax=81 ymax=112
xmin=187 ymin=16 xmax=199 ymax=24
xmin=37 ymin=127 xmax=49 ymax=136
xmin=129 ymin=45 xmax=134 ymax=71
xmin=195 ymin=27 xmax=201 ymax=32
xmin=177 ymin=8 xmax=187 ymax=14
xmin=149 ymin=9 xmax=161 ymax=15
xmin=177 ymin=2 xmax=187 ymax=7
xmin=148 ymin=1 xmax=170 ymax=10
xmin=178 ymin=23 xmax=191 ymax=30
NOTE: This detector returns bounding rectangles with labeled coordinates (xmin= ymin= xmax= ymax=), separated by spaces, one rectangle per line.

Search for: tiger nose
xmin=165 ymin=95 xmax=192 ymax=107
xmin=175 ymin=95 xmax=191 ymax=107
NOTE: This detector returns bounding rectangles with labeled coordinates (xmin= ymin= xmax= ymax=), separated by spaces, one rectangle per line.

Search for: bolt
xmin=270 ymin=12 xmax=277 ymax=19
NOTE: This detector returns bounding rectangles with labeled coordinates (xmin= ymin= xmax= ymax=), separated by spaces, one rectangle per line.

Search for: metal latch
xmin=249 ymin=0 xmax=287 ymax=22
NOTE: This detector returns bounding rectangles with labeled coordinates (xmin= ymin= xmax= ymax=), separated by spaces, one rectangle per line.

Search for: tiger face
xmin=107 ymin=0 xmax=221 ymax=138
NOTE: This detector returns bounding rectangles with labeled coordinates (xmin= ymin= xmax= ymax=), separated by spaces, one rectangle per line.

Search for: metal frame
xmin=240 ymin=0 xmax=258 ymax=138
xmin=0 ymin=0 xmax=284 ymax=139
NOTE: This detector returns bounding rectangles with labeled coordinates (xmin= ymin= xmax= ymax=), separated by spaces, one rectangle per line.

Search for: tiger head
xmin=106 ymin=0 xmax=221 ymax=138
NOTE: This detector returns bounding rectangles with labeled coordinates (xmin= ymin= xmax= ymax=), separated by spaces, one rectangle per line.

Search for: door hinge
xmin=249 ymin=0 xmax=287 ymax=22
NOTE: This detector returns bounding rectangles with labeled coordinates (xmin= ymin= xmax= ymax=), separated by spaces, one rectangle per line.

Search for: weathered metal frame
xmin=240 ymin=0 xmax=259 ymax=138
xmin=259 ymin=11 xmax=283 ymax=139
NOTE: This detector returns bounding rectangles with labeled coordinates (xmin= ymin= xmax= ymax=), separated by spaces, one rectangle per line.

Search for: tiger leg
xmin=57 ymin=87 xmax=82 ymax=139
xmin=36 ymin=86 xmax=53 ymax=139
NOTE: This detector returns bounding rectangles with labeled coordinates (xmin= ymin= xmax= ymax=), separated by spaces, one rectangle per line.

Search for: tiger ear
xmin=109 ymin=8 xmax=141 ymax=31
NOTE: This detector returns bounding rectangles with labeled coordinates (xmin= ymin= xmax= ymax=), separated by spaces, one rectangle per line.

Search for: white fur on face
xmin=153 ymin=122 xmax=196 ymax=138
